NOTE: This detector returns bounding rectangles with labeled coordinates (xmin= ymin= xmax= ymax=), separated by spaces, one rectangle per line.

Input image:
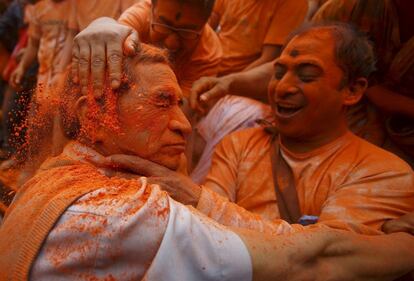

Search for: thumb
xmin=123 ymin=31 xmax=141 ymax=56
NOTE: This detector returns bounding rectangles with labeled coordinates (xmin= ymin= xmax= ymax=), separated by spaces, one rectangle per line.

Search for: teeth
xmin=277 ymin=104 xmax=301 ymax=115
xmin=277 ymin=104 xmax=299 ymax=109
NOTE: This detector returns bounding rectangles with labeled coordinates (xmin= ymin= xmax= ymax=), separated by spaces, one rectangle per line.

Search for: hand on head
xmin=72 ymin=17 xmax=140 ymax=98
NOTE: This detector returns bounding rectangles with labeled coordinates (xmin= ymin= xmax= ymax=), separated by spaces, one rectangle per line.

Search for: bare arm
xmin=9 ymin=36 xmax=39 ymax=89
xmin=235 ymin=227 xmax=414 ymax=281
xmin=190 ymin=61 xmax=274 ymax=114
xmin=365 ymin=84 xmax=414 ymax=119
xmin=244 ymin=45 xmax=282 ymax=71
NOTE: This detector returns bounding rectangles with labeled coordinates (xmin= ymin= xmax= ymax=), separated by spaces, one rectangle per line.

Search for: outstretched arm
xmin=190 ymin=61 xmax=274 ymax=114
xmin=9 ymin=36 xmax=38 ymax=90
xmin=236 ymin=227 xmax=414 ymax=281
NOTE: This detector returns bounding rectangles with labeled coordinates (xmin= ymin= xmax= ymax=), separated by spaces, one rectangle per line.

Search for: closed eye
xmin=296 ymin=64 xmax=323 ymax=83
xmin=274 ymin=63 xmax=287 ymax=80
xmin=153 ymin=91 xmax=178 ymax=108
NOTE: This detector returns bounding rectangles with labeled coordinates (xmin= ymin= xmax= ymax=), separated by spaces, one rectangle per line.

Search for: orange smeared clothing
xmin=213 ymin=0 xmax=308 ymax=75
xmin=0 ymin=142 xmax=252 ymax=281
xmin=199 ymin=127 xmax=414 ymax=234
xmin=118 ymin=0 xmax=222 ymax=98
xmin=28 ymin=0 xmax=73 ymax=90
xmin=68 ymin=0 xmax=139 ymax=31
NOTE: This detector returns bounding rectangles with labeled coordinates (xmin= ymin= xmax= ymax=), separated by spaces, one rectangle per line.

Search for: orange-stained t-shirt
xmin=118 ymin=0 xmax=222 ymax=98
xmin=213 ymin=0 xmax=308 ymax=75
xmin=200 ymin=127 xmax=414 ymax=234
xmin=68 ymin=0 xmax=139 ymax=31
xmin=28 ymin=0 xmax=74 ymax=86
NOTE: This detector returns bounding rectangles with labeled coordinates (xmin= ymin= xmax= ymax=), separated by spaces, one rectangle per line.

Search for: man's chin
xmin=151 ymin=154 xmax=185 ymax=172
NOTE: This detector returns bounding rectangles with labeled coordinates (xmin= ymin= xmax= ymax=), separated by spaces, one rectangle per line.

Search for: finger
xmin=13 ymin=70 xmax=22 ymax=85
xmin=106 ymin=40 xmax=124 ymax=89
xmin=199 ymin=86 xmax=223 ymax=104
xmin=123 ymin=31 xmax=141 ymax=56
xmin=90 ymin=42 xmax=106 ymax=98
xmin=77 ymin=40 xmax=91 ymax=96
xmin=108 ymin=154 xmax=169 ymax=177
xmin=190 ymin=77 xmax=213 ymax=110
xmin=72 ymin=41 xmax=80 ymax=83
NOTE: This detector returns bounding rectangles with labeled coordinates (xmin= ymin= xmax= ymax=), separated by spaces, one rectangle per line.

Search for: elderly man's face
xmin=267 ymin=29 xmax=350 ymax=141
xmin=99 ymin=62 xmax=191 ymax=170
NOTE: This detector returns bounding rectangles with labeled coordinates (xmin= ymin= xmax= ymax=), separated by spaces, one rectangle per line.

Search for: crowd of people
xmin=0 ymin=0 xmax=413 ymax=280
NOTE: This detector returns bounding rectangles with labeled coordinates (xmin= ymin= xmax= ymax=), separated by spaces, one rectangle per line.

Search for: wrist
xmin=224 ymin=73 xmax=237 ymax=93
xmin=189 ymin=184 xmax=202 ymax=207
xmin=90 ymin=17 xmax=118 ymax=26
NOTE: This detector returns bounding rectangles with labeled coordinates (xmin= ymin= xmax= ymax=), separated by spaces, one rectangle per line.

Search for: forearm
xmin=366 ymin=85 xmax=414 ymax=119
xmin=227 ymin=62 xmax=274 ymax=102
xmin=18 ymin=37 xmax=38 ymax=71
xmin=197 ymin=187 xmax=298 ymax=234
xmin=244 ymin=45 xmax=282 ymax=72
xmin=89 ymin=16 xmax=118 ymax=27
xmin=326 ymin=232 xmax=414 ymax=281
xmin=235 ymin=228 xmax=414 ymax=281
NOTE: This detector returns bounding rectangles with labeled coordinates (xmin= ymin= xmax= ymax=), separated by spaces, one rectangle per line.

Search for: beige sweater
xmin=0 ymin=161 xmax=111 ymax=281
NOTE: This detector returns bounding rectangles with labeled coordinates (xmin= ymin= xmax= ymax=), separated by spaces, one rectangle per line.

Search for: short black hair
xmin=152 ymin=0 xmax=216 ymax=19
xmin=284 ymin=22 xmax=376 ymax=88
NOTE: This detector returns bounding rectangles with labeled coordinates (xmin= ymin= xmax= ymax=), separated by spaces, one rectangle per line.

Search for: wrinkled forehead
xmin=281 ymin=28 xmax=336 ymax=61
xmin=131 ymin=62 xmax=183 ymax=99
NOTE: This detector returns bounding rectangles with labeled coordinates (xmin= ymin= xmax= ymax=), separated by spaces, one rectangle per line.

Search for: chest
xmin=234 ymin=150 xmax=348 ymax=220
xmin=219 ymin=0 xmax=277 ymax=32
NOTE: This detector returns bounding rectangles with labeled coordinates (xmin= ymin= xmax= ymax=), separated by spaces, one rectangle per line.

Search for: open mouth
xmin=276 ymin=104 xmax=303 ymax=117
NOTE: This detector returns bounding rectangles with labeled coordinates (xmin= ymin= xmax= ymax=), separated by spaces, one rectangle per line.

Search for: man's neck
xmin=280 ymin=128 xmax=349 ymax=154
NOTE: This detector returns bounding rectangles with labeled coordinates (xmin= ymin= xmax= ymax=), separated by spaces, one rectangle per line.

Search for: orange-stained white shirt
xmin=199 ymin=128 xmax=414 ymax=234
xmin=68 ymin=0 xmax=139 ymax=31
xmin=118 ymin=0 xmax=222 ymax=98
xmin=213 ymin=0 xmax=308 ymax=75
xmin=31 ymin=142 xmax=252 ymax=281
xmin=28 ymin=0 xmax=74 ymax=87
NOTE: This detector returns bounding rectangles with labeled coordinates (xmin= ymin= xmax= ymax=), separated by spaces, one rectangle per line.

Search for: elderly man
xmin=0 ymin=44 xmax=249 ymax=281
xmin=1 ymin=43 xmax=414 ymax=281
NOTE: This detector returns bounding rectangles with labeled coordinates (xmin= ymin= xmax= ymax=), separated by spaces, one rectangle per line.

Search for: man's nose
xmin=272 ymin=73 xmax=299 ymax=100
xmin=169 ymin=106 xmax=192 ymax=137
xmin=164 ymin=33 xmax=181 ymax=51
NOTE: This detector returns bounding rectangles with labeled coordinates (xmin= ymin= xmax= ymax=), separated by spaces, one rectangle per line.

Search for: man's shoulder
xmin=189 ymin=24 xmax=222 ymax=65
xmin=346 ymin=134 xmax=413 ymax=175
xmin=67 ymin=177 xmax=168 ymax=217
xmin=220 ymin=127 xmax=271 ymax=153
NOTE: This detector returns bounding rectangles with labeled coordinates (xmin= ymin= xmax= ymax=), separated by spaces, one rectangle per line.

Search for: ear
xmin=343 ymin=77 xmax=368 ymax=106
xmin=75 ymin=96 xmax=105 ymax=142
xmin=75 ymin=96 xmax=88 ymax=125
